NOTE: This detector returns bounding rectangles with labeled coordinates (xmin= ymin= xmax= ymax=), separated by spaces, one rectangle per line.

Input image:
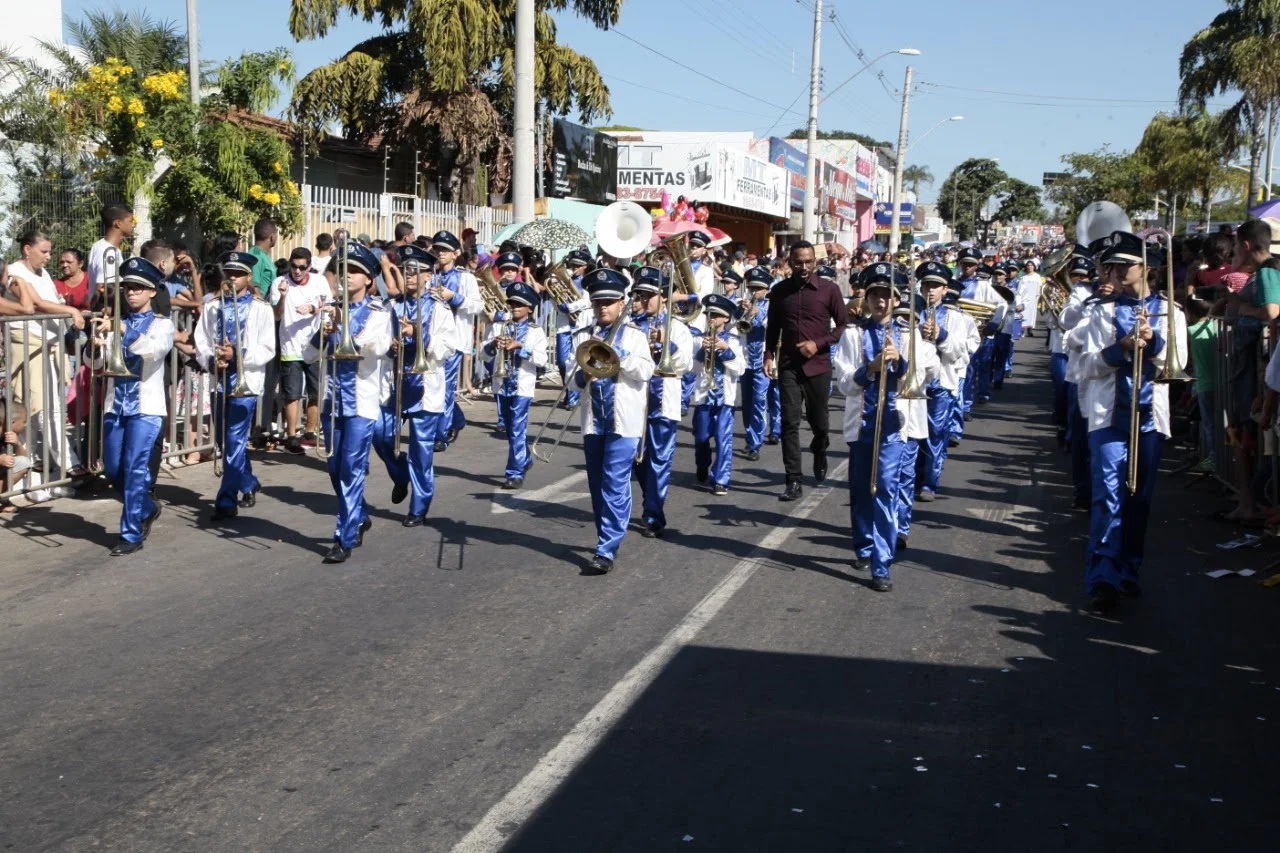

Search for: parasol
xmin=859 ymin=239 xmax=887 ymax=253
xmin=508 ymin=218 xmax=593 ymax=250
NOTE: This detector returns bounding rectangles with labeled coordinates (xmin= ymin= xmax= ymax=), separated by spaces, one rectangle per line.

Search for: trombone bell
xmin=576 ymin=339 xmax=621 ymax=380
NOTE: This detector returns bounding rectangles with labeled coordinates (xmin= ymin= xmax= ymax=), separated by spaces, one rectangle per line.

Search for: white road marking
xmin=965 ymin=503 xmax=1044 ymax=533
xmin=490 ymin=471 xmax=591 ymax=515
xmin=453 ymin=460 xmax=850 ymax=852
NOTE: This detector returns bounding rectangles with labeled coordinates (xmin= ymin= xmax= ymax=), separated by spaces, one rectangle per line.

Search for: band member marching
xmin=1058 ymin=254 xmax=1104 ymax=509
xmin=895 ymin=281 xmax=940 ymax=550
xmin=678 ymin=230 xmax=717 ymax=415
xmin=738 ymin=268 xmax=774 ymax=461
xmin=428 ymin=230 xmax=483 ymax=451
xmin=195 ymin=251 xmax=276 ymax=521
xmin=690 ymin=294 xmax=745 ymax=495
xmin=373 ymin=244 xmax=460 ymax=527
xmin=914 ymin=262 xmax=979 ymax=501
xmin=833 ymin=263 xmax=926 ymax=592
xmin=93 ymin=257 xmax=174 ymax=555
xmin=555 ymin=249 xmax=594 ymax=411
xmin=573 ymin=269 xmax=655 ymax=573
xmin=483 ymin=281 xmax=547 ymax=489
xmin=316 ymin=242 xmax=394 ymax=563
xmin=486 ymin=251 xmax=522 ymax=433
xmin=955 ymin=248 xmax=1003 ymax=415
xmin=990 ymin=269 xmax=1019 ymax=391
xmin=630 ymin=266 xmax=693 ymax=538
xmin=1073 ymin=230 xmax=1187 ymax=611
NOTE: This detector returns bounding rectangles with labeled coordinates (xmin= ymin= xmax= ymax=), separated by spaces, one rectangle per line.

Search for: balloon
xmin=660 ymin=189 xmax=673 ymax=216
xmin=693 ymin=205 xmax=709 ymax=224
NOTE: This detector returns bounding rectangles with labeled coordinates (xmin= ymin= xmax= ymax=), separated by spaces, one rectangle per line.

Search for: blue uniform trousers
xmin=767 ymin=378 xmax=782 ymax=438
xmin=638 ymin=416 xmax=679 ymax=530
xmin=1050 ymin=353 xmax=1069 ymax=428
xmin=1008 ymin=319 xmax=1022 ymax=373
xmin=849 ymin=438 xmax=907 ymax=579
xmin=103 ymin=413 xmax=162 ymax=544
xmin=897 ymin=439 xmax=919 ymax=540
xmin=973 ymin=336 xmax=995 ymax=402
xmin=555 ymin=331 xmax=581 ymax=408
xmin=324 ymin=414 xmax=375 ymax=548
xmin=918 ymin=386 xmax=954 ymax=495
xmin=950 ymin=376 xmax=967 ymax=442
xmin=740 ymin=368 xmax=771 ymax=452
xmin=992 ymin=333 xmax=1013 ymax=386
xmin=693 ymin=403 xmax=736 ymax=488
xmin=436 ymin=351 xmax=467 ymax=442
xmin=373 ymin=408 xmax=440 ymax=518
xmin=1086 ymin=426 xmax=1164 ymax=593
xmin=1067 ymin=383 xmax=1091 ymax=505
xmin=680 ymin=372 xmax=697 ymax=414
xmin=213 ymin=394 xmax=260 ymax=510
xmin=498 ymin=394 xmax=533 ymax=479
xmin=584 ymin=434 xmax=640 ymax=561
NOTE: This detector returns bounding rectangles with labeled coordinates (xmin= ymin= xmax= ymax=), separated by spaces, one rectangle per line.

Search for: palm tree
xmin=902 ymin=164 xmax=934 ymax=197
xmin=1180 ymin=1 xmax=1280 ymax=214
xmin=287 ymin=0 xmax=620 ymax=203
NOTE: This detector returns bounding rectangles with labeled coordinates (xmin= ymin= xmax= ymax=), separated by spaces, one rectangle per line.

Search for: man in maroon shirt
xmin=765 ymin=241 xmax=849 ymax=501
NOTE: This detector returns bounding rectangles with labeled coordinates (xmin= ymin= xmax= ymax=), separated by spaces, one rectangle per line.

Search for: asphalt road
xmin=1 ymin=339 xmax=1277 ymax=852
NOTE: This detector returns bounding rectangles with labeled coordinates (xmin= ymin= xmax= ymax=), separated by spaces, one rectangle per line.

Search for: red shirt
xmin=56 ymin=274 xmax=91 ymax=310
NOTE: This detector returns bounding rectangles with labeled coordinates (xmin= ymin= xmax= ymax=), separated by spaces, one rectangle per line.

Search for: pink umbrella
xmin=706 ymin=226 xmax=732 ymax=247
xmin=651 ymin=219 xmax=704 ymax=239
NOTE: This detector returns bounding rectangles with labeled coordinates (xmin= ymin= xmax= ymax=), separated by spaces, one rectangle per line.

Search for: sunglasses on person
xmin=290 ymin=263 xmax=310 ymax=272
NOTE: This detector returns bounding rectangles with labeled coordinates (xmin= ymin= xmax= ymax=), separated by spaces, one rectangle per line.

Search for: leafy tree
xmin=1043 ymin=146 xmax=1149 ymax=237
xmin=993 ymin=178 xmax=1047 ymax=225
xmin=902 ymin=164 xmax=934 ymax=197
xmin=1134 ymin=110 xmax=1237 ymax=228
xmin=1180 ymin=0 xmax=1280 ymax=215
xmin=785 ymin=128 xmax=893 ymax=149
xmin=937 ymin=158 xmax=1005 ymax=240
xmin=288 ymin=0 xmax=621 ymax=204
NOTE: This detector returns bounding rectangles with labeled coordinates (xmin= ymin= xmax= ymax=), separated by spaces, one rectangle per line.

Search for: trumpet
xmin=212 ymin=278 xmax=256 ymax=477
xmin=702 ymin=328 xmax=718 ymax=382
xmin=530 ymin=314 xmax=628 ymax=464
xmin=735 ymin=293 xmax=758 ymax=335
xmin=316 ymin=233 xmax=361 ymax=461
xmin=492 ymin=321 xmax=516 ymax=382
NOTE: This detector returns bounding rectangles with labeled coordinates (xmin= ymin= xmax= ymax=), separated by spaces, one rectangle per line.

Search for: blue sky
xmin=65 ymin=0 xmax=1233 ymax=202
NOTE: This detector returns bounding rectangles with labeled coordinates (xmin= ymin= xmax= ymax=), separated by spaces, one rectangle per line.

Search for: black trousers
xmin=779 ymin=365 xmax=832 ymax=482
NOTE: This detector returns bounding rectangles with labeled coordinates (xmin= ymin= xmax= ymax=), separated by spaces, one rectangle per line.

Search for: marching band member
xmin=678 ymin=231 xmax=717 ymax=415
xmin=195 ymin=251 xmax=277 ymax=521
xmin=738 ymin=268 xmax=773 ymax=461
xmin=990 ymin=270 xmax=1018 ymax=391
xmin=719 ymin=268 xmax=743 ymax=303
xmin=486 ymin=251 xmax=522 ymax=434
xmin=373 ymin=244 xmax=459 ymax=527
xmin=317 ymin=243 xmax=394 ymax=563
xmin=1049 ymin=255 xmax=1094 ymax=449
xmin=1073 ymin=231 xmax=1187 ymax=611
xmin=690 ymin=294 xmax=745 ymax=495
xmin=1002 ymin=262 xmax=1024 ymax=377
xmin=555 ymin=249 xmax=594 ymax=411
xmin=573 ymin=269 xmax=655 ymax=573
xmin=428 ymin=230 xmax=483 ymax=452
xmin=630 ymin=266 xmax=694 ymax=538
xmin=955 ymin=248 xmax=1002 ymax=415
xmin=894 ymin=283 xmax=940 ymax=551
xmin=1060 ymin=255 xmax=1109 ymax=511
xmin=834 ymin=263 xmax=923 ymax=592
xmin=93 ymin=257 xmax=174 ymax=556
xmin=943 ymin=279 xmax=972 ymax=448
xmin=483 ymin=281 xmax=547 ymax=489
xmin=914 ymin=262 xmax=979 ymax=501
xmin=765 ymin=279 xmax=783 ymax=447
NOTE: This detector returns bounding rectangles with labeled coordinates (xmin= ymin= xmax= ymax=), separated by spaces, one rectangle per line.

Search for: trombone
xmin=100 ymin=255 xmax=133 ymax=379
xmin=529 ymin=314 xmax=628 ymax=464
xmin=868 ymin=321 xmax=896 ymax=497
xmin=896 ymin=277 xmax=926 ymax=401
xmin=211 ymin=276 xmax=256 ymax=477
xmin=392 ymin=257 xmax=440 ymax=457
xmin=653 ymin=260 xmax=680 ymax=377
xmin=1147 ymin=228 xmax=1191 ymax=385
xmin=315 ymin=232 xmax=361 ymax=461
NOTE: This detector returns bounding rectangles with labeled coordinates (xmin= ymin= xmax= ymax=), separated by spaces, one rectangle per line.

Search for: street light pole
xmin=512 ymin=0 xmax=535 ymax=222
xmin=801 ymin=0 xmax=824 ymax=243
xmin=887 ymin=65 xmax=913 ymax=256
xmin=186 ymin=0 xmax=199 ymax=104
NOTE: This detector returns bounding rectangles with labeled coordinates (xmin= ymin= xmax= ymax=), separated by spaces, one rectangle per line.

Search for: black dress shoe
xmin=712 ymin=483 xmax=728 ymax=496
xmin=696 ymin=467 xmax=709 ymax=484
xmin=588 ymin=554 xmax=614 ymax=574
xmin=779 ymin=481 xmax=803 ymax=502
xmin=640 ymin=523 xmax=664 ymax=539
xmin=765 ymin=435 xmax=780 ymax=446
xmin=109 ymin=539 xmax=143 ymax=556
xmin=434 ymin=439 xmax=448 ymax=452
xmin=813 ymin=452 xmax=828 ymax=483
xmin=1090 ymin=583 xmax=1120 ymax=613
xmin=402 ymin=514 xmax=426 ymax=528
xmin=357 ymin=517 xmax=372 ymax=546
xmin=445 ymin=428 xmax=459 ymax=444
xmin=851 ymin=556 xmax=870 ymax=572
xmin=896 ymin=535 xmax=908 ymax=552
xmin=870 ymin=576 xmax=893 ymax=592
xmin=284 ymin=435 xmax=304 ymax=455
xmin=947 ymin=437 xmax=961 ymax=449
xmin=322 ymin=543 xmax=351 ymax=564
xmin=744 ymin=449 xmax=760 ymax=462
xmin=238 ymin=486 xmax=259 ymax=508
xmin=210 ymin=504 xmax=238 ymax=522
xmin=392 ymin=480 xmax=409 ymax=504
xmin=502 ymin=477 xmax=523 ymax=490
xmin=1119 ymin=580 xmax=1142 ymax=598
xmin=141 ymin=503 xmax=162 ymax=540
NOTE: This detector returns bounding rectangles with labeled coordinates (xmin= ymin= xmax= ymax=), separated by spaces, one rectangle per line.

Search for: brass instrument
xmin=663 ymin=233 xmax=701 ymax=323
xmin=847 ymin=293 xmax=866 ymax=322
xmin=492 ymin=321 xmax=516 ymax=382
xmin=316 ymin=233 xmax=361 ymax=461
xmin=956 ymin=298 xmax=997 ymax=324
xmin=654 ymin=260 xmax=680 ymax=377
xmin=1038 ymin=244 xmax=1074 ymax=319
xmin=702 ymin=329 xmax=717 ymax=382
xmin=1128 ymin=306 xmax=1145 ymax=496
xmin=212 ymin=276 xmax=256 ymax=477
xmin=530 ymin=314 xmax=629 ymax=464
xmin=543 ymin=261 xmax=585 ymax=325
xmin=391 ymin=258 xmax=440 ymax=457
xmin=477 ymin=264 xmax=509 ymax=320
xmin=100 ymin=255 xmax=132 ymax=378
xmin=897 ymin=278 xmax=926 ymax=401
xmin=868 ymin=321 xmax=895 ymax=496
xmin=735 ymin=293 xmax=757 ymax=335
xmin=1147 ymin=228 xmax=1191 ymax=385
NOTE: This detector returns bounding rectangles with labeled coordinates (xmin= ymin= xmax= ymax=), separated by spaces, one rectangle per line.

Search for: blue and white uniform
xmin=1060 ymin=279 xmax=1100 ymax=507
xmin=425 ymin=234 xmax=483 ymax=447
xmin=739 ymin=276 xmax=774 ymax=453
xmin=632 ymin=306 xmax=694 ymax=532
xmin=554 ymin=254 xmax=592 ymax=410
xmin=484 ymin=287 xmax=548 ymax=483
xmin=678 ymin=239 xmax=717 ymax=413
xmin=916 ymin=293 xmax=978 ymax=498
xmin=690 ymin=315 xmax=745 ymax=490
xmin=957 ymin=267 xmax=1003 ymax=412
xmin=894 ymin=317 xmax=939 ymax=544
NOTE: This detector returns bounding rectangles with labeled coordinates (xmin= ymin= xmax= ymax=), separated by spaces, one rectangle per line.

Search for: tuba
xmin=542 ymin=261 xmax=584 ymax=324
xmin=1038 ymin=244 xmax=1075 ymax=318
xmin=477 ymin=264 xmax=509 ymax=320
xmin=595 ymin=201 xmax=654 ymax=261
xmin=663 ymin=233 xmax=701 ymax=323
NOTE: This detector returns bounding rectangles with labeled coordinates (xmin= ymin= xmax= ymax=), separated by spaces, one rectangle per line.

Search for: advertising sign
xmin=550 ymin=119 xmax=618 ymax=203
xmin=615 ymin=141 xmax=788 ymax=217
xmin=767 ymin=137 xmax=807 ymax=210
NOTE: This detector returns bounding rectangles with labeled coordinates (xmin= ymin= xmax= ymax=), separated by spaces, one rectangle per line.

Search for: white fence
xmin=285 ymin=186 xmax=513 ymax=258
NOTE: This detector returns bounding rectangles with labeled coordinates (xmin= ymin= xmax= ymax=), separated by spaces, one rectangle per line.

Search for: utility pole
xmin=887 ymin=64 xmax=913 ymax=256
xmin=801 ymin=0 xmax=823 ymax=243
xmin=512 ymin=0 xmax=535 ymax=222
xmin=185 ymin=0 xmax=199 ymax=104
xmin=536 ymin=99 xmax=545 ymax=199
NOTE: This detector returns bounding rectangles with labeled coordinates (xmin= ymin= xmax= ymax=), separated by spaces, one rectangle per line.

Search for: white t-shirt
xmin=8 ymin=260 xmax=65 ymax=340
xmin=313 ymin=254 xmax=333 ymax=275
xmin=87 ymin=238 xmax=124 ymax=293
xmin=270 ymin=273 xmax=330 ymax=360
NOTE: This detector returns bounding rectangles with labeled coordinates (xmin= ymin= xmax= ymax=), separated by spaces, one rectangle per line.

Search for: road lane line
xmin=490 ymin=471 xmax=590 ymax=515
xmin=452 ymin=460 xmax=850 ymax=852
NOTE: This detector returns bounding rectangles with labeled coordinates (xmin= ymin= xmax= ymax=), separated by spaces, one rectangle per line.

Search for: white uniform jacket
xmin=688 ymin=329 xmax=746 ymax=408
xmin=320 ymin=298 xmax=394 ymax=420
xmin=1058 ymin=284 xmax=1097 ymax=377
xmin=833 ymin=322 xmax=931 ymax=443
xmin=899 ymin=322 xmax=940 ymax=441
xmin=484 ymin=321 xmax=548 ymax=398
xmin=194 ymin=294 xmax=277 ymax=396
xmin=1073 ymin=296 xmax=1188 ymax=438
xmin=930 ymin=305 xmax=980 ymax=393
xmin=384 ymin=294 xmax=462 ymax=415
xmin=99 ymin=313 xmax=176 ymax=417
xmin=573 ymin=321 xmax=656 ymax=438
xmin=636 ymin=312 xmax=694 ymax=421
